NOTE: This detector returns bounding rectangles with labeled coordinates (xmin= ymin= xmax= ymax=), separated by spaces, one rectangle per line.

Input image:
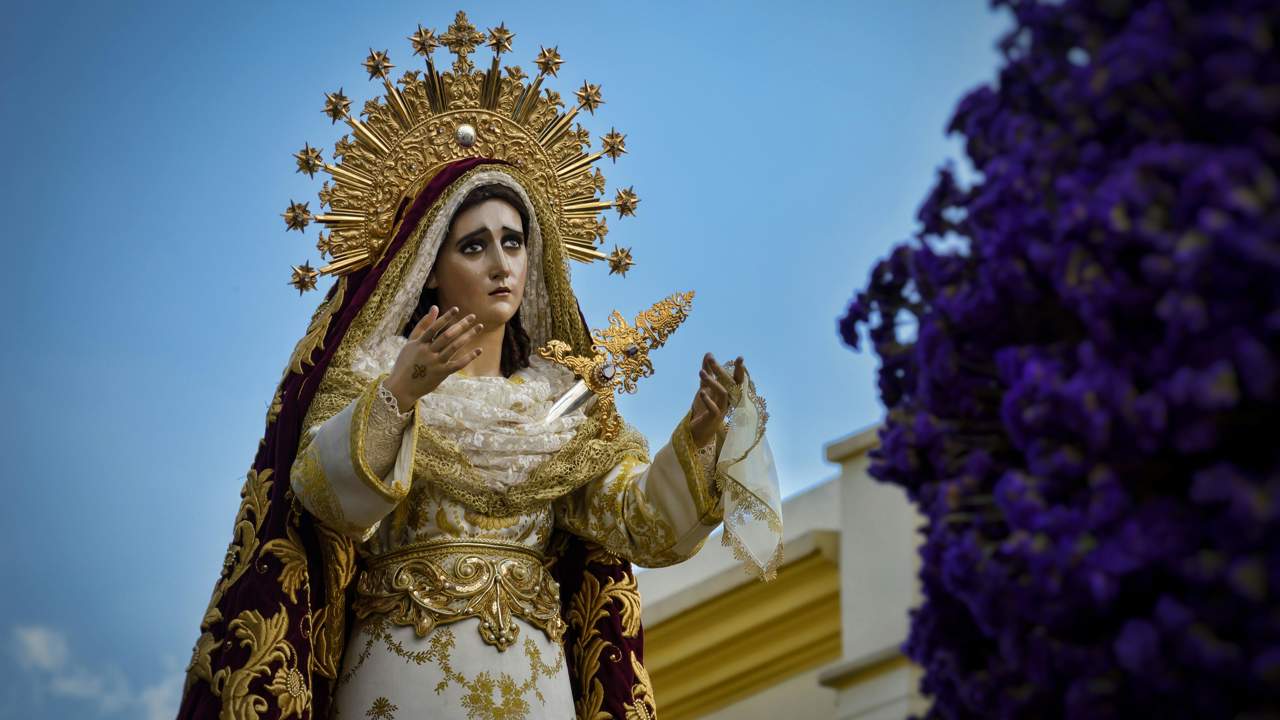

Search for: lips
xmin=489 ymin=287 xmax=511 ymax=296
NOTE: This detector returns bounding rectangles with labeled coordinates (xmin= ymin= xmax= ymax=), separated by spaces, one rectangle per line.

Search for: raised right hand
xmin=384 ymin=305 xmax=484 ymax=410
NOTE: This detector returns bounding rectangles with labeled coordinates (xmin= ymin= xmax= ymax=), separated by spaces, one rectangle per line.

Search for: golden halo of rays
xmin=281 ymin=10 xmax=642 ymax=292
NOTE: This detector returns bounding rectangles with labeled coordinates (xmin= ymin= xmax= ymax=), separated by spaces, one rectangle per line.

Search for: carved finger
xmin=448 ymin=346 xmax=483 ymax=370
xmin=409 ymin=305 xmax=440 ymax=342
xmin=431 ymin=312 xmax=475 ymax=351
xmin=734 ymin=356 xmax=746 ymax=385
xmin=700 ymin=370 xmax=728 ymax=403
xmin=440 ymin=320 xmax=483 ymax=356
xmin=423 ymin=306 xmax=459 ymax=344
xmin=698 ymin=389 xmax=720 ymax=417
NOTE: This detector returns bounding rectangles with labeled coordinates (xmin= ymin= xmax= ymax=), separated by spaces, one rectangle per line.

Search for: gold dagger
xmin=539 ymin=291 xmax=694 ymax=439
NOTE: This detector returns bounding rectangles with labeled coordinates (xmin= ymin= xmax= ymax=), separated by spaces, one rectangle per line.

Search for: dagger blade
xmin=544 ymin=379 xmax=593 ymax=425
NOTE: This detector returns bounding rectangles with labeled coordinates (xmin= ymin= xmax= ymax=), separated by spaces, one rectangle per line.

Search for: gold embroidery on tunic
xmin=350 ymin=374 xmax=417 ymax=502
xmin=558 ymin=454 xmax=684 ymax=567
xmin=353 ymin=620 xmax=564 ymax=720
xmin=672 ymin=411 xmax=724 ymax=523
xmin=291 ymin=446 xmax=366 ymax=538
xmin=353 ymin=540 xmax=566 ymax=650
xmin=411 ymin=409 xmax=649 ymax=517
xmin=365 ymin=696 xmax=398 ymax=719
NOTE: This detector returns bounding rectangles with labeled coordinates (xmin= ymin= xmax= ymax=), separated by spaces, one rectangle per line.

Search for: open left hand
xmin=689 ymin=353 xmax=747 ymax=446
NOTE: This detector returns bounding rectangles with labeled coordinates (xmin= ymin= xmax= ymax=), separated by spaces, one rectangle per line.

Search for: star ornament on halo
xmin=608 ymin=246 xmax=635 ymax=277
xmin=487 ymin=23 xmax=515 ymax=55
xmin=576 ymin=81 xmax=604 ymax=114
xmin=535 ymin=46 xmax=563 ymax=77
xmin=294 ymin=143 xmax=324 ymax=178
xmin=289 ymin=262 xmax=319 ymax=294
xmin=363 ymin=49 xmax=395 ymax=79
xmin=408 ymin=25 xmax=439 ymax=57
xmin=282 ymin=200 xmax=313 ymax=232
xmin=613 ymin=187 xmax=639 ymax=217
xmin=323 ymin=89 xmax=351 ymax=123
xmin=601 ymin=128 xmax=627 ymax=162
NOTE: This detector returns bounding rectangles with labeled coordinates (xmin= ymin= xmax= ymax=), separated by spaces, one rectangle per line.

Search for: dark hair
xmin=400 ymin=183 xmax=532 ymax=378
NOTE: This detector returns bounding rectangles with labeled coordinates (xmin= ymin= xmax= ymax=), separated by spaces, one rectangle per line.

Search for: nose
xmin=489 ymin=241 xmax=511 ymax=280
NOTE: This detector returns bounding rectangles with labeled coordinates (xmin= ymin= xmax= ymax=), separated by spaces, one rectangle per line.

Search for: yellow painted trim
xmin=646 ymin=548 xmax=841 ymax=720
xmin=819 ymin=652 xmax=911 ymax=690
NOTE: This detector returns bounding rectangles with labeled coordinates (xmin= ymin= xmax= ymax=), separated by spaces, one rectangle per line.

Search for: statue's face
xmin=428 ymin=197 xmax=529 ymax=329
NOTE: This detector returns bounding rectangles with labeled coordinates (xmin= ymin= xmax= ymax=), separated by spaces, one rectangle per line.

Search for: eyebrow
xmin=455 ymin=225 xmax=525 ymax=246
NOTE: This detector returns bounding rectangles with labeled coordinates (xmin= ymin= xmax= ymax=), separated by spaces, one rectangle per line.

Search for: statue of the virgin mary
xmin=178 ymin=11 xmax=780 ymax=719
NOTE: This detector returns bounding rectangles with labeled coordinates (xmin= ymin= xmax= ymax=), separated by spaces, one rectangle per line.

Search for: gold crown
xmin=284 ymin=10 xmax=640 ymax=294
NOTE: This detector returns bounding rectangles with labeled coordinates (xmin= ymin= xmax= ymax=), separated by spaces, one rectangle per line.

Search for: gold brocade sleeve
xmin=290 ymin=373 xmax=420 ymax=541
xmin=553 ymin=413 xmax=723 ymax=568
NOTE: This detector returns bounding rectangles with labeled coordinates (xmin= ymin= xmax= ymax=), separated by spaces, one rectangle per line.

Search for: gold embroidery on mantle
xmin=186 ymin=467 xmax=277 ymax=696
xmin=352 ymin=540 xmax=565 ymax=650
xmin=190 ymin=603 xmax=311 ymax=720
xmin=623 ymin=651 xmax=656 ymax=720
xmin=262 ymin=524 xmax=308 ymax=604
xmin=567 ymin=571 xmax=646 ymax=720
xmin=312 ymin=521 xmax=358 ymax=679
xmin=287 ymin=276 xmax=347 ymax=374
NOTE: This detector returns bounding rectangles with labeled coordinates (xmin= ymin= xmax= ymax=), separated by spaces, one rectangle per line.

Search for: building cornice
xmin=646 ymin=530 xmax=841 ymax=719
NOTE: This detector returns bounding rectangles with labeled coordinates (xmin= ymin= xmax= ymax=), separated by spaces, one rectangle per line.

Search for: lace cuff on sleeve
xmin=376 ymin=379 xmax=416 ymax=422
xmin=711 ymin=359 xmax=782 ymax=581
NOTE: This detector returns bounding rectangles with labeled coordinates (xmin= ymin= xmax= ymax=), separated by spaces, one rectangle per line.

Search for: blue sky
xmin=0 ymin=2 xmax=1006 ymax=717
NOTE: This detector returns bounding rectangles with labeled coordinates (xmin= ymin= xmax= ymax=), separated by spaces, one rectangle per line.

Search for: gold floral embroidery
xmin=357 ymin=620 xmax=564 ymax=720
xmin=623 ymin=651 xmax=656 ymax=720
xmin=312 ymin=522 xmax=358 ymax=679
xmin=267 ymin=386 xmax=284 ymax=427
xmin=557 ymin=455 xmax=684 ymax=567
xmin=353 ymin=540 xmax=565 ymax=650
xmin=266 ymin=663 xmax=310 ymax=719
xmin=194 ymin=604 xmax=310 ymax=720
xmin=567 ymin=571 xmax=647 ymax=720
xmin=365 ymin=696 xmax=398 ymax=719
xmin=287 ymin=276 xmax=346 ymax=375
xmin=464 ymin=510 xmax=523 ymax=531
xmin=263 ymin=524 xmax=308 ymax=604
xmin=187 ymin=468 xmax=277 ymax=695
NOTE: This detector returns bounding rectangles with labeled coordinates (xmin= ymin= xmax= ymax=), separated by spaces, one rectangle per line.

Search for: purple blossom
xmin=838 ymin=0 xmax=1280 ymax=716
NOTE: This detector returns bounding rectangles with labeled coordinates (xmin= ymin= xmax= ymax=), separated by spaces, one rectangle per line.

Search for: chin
xmin=483 ymin=295 xmax=521 ymax=324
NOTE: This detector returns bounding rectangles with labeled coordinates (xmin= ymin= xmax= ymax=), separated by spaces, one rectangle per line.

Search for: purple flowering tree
xmin=840 ymin=1 xmax=1280 ymax=717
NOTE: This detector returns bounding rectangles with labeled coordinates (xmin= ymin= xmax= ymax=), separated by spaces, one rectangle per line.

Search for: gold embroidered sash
xmin=352 ymin=539 xmax=565 ymax=651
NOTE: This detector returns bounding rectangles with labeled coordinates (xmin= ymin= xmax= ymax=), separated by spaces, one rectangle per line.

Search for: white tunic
xmin=291 ymin=354 xmax=724 ymax=720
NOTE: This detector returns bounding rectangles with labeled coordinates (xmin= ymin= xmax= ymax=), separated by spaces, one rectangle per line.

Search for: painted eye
xmin=503 ymin=235 xmax=524 ymax=248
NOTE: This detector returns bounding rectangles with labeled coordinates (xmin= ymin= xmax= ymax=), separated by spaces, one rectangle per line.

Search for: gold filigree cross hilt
xmin=537 ymin=291 xmax=694 ymax=439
